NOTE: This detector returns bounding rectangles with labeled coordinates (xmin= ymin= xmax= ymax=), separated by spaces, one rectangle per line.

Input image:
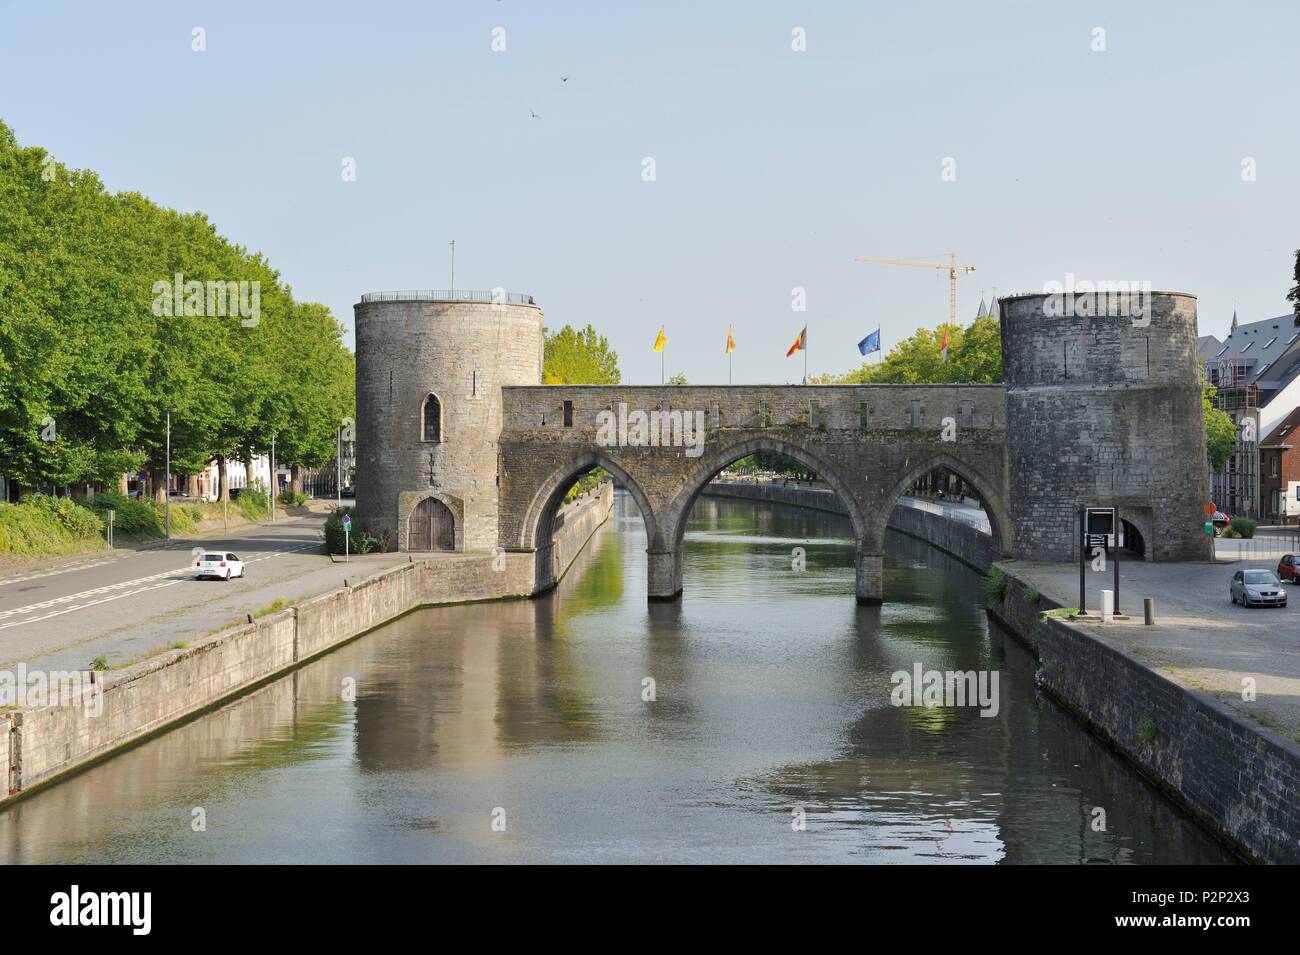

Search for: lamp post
xmin=336 ymin=424 xmax=342 ymax=510
xmin=270 ymin=435 xmax=276 ymax=523
xmin=165 ymin=408 xmax=173 ymax=539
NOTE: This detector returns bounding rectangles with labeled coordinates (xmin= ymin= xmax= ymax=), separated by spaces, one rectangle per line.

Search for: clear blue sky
xmin=3 ymin=1 xmax=1297 ymax=383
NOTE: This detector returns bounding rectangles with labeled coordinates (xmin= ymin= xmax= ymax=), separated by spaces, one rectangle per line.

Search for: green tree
xmin=666 ymin=372 xmax=688 ymax=385
xmin=835 ymin=313 xmax=1002 ymax=385
xmin=1288 ymin=248 xmax=1300 ymax=327
xmin=0 ymin=120 xmax=356 ymax=498
xmin=1203 ymin=383 xmax=1236 ymax=474
xmin=544 ymin=324 xmax=620 ymax=384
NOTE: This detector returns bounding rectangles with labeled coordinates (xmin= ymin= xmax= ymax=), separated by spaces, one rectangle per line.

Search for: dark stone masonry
xmin=354 ymin=289 xmax=1211 ymax=603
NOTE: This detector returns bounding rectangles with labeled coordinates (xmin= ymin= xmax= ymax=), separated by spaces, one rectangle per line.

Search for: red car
xmin=1277 ymin=554 xmax=1298 ymax=583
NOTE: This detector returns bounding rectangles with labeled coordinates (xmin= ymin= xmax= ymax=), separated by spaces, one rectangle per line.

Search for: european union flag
xmin=857 ymin=329 xmax=881 ymax=356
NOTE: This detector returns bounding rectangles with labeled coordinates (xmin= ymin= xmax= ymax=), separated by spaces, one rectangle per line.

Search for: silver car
xmin=1230 ymin=569 xmax=1288 ymax=608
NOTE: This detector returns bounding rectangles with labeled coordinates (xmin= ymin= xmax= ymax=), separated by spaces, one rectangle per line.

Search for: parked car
xmin=168 ymin=489 xmax=190 ymax=498
xmin=194 ymin=551 xmax=244 ymax=581
xmin=1230 ymin=569 xmax=1287 ymax=608
xmin=341 ymin=485 xmax=355 ymax=498
xmin=229 ymin=488 xmax=243 ymax=500
xmin=1278 ymin=554 xmax=1299 ymax=583
xmin=1211 ymin=511 xmax=1231 ymax=528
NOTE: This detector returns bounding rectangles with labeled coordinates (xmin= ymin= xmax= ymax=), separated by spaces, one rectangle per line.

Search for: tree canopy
xmin=0 ymin=120 xmax=354 ymax=489
xmin=543 ymin=324 xmax=620 ymax=384
xmin=834 ymin=313 xmax=1002 ymax=384
xmin=1203 ymin=384 xmax=1237 ymax=474
xmin=1288 ymin=248 xmax=1300 ymax=328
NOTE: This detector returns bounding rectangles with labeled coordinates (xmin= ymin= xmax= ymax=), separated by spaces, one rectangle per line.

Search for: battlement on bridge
xmin=501 ymin=384 xmax=1007 ymax=436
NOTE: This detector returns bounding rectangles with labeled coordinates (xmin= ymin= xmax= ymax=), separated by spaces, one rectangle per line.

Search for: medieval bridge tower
xmin=354 ymin=288 xmax=1211 ymax=596
xmin=353 ymin=291 xmax=544 ymax=552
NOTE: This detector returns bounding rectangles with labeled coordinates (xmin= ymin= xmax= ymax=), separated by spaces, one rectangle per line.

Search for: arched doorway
xmin=409 ymin=496 xmax=455 ymax=551
xmin=1121 ymin=518 xmax=1145 ymax=559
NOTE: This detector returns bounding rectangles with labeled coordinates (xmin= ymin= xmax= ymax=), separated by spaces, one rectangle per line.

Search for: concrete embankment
xmin=701 ymin=480 xmax=997 ymax=572
xmin=988 ymin=569 xmax=1299 ymax=865
xmin=702 ymin=479 xmax=1298 ymax=864
xmin=2 ymin=483 xmax=613 ymax=804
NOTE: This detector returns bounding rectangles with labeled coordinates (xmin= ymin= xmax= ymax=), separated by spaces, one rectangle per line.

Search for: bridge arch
xmin=665 ymin=435 xmax=869 ymax=551
xmin=870 ymin=451 xmax=1011 ymax=556
xmin=516 ymin=451 xmax=659 ymax=555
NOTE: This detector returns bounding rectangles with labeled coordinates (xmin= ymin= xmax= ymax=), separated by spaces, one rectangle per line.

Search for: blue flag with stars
xmin=857 ymin=329 xmax=881 ymax=356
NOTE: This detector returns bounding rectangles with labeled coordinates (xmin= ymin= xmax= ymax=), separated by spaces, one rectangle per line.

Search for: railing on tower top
xmin=359 ymin=290 xmax=536 ymax=306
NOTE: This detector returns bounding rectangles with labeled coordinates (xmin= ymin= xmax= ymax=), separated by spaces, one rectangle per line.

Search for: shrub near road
xmin=323 ymin=507 xmax=391 ymax=555
xmin=0 ymin=495 xmax=103 ymax=556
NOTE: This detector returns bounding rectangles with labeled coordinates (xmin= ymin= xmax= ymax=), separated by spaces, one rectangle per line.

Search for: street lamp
xmin=165 ymin=407 xmax=174 ymax=539
xmin=270 ymin=434 xmax=276 ymax=524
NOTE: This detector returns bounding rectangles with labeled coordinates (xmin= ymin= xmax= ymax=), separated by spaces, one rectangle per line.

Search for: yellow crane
xmin=855 ymin=253 xmax=976 ymax=325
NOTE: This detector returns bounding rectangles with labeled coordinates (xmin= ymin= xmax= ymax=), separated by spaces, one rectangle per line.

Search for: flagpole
xmin=803 ymin=328 xmax=808 ymax=385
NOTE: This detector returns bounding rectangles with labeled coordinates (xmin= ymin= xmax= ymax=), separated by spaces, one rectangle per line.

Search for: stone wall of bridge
xmin=498 ymin=384 xmax=1011 ymax=602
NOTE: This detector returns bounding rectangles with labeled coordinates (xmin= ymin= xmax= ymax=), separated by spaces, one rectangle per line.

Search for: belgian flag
xmin=786 ymin=326 xmax=806 ymax=357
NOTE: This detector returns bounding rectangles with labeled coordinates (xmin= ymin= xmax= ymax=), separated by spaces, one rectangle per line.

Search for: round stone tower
xmin=353 ymin=292 xmax=544 ymax=551
xmin=1000 ymin=289 xmax=1212 ymax=562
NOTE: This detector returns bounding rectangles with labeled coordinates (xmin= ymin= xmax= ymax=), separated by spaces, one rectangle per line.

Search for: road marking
xmin=0 ymin=579 xmax=186 ymax=632
xmin=0 ymin=544 xmax=325 ymax=628
xmin=0 ymin=565 xmax=195 ymax=620
xmin=0 ymin=558 xmax=122 ymax=588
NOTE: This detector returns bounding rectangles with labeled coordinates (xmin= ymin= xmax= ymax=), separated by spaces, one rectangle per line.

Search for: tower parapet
xmin=1000 ymin=290 xmax=1211 ymax=561
xmin=353 ymin=292 xmax=544 ymax=551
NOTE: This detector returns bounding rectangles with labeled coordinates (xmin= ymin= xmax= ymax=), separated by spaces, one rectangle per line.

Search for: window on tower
xmin=422 ymin=393 xmax=442 ymax=442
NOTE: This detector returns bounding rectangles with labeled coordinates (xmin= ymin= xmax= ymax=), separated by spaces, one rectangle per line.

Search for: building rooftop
xmin=358 ymin=290 xmax=537 ymax=306
xmin=1261 ymin=405 xmax=1300 ymax=449
xmin=1202 ymin=313 xmax=1300 ymax=396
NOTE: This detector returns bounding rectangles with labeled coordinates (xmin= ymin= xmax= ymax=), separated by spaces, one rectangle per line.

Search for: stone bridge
xmin=497 ymin=384 xmax=1011 ymax=602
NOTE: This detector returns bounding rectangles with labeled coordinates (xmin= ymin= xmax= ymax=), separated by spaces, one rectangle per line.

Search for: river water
xmin=0 ymin=491 xmax=1235 ymax=863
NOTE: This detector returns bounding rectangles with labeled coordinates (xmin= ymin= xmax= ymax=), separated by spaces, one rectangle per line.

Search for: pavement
xmin=0 ymin=510 xmax=414 ymax=674
xmin=895 ymin=494 xmax=991 ymax=533
xmin=1005 ymin=549 xmax=1300 ymax=741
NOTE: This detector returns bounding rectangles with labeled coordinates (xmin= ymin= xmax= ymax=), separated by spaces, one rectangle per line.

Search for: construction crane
xmin=855 ymin=253 xmax=976 ymax=325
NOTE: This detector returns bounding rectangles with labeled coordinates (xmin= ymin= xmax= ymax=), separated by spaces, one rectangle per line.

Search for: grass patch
xmin=1023 ymin=583 xmax=1039 ymax=604
xmin=254 ymin=597 xmax=292 ymax=618
xmin=90 ymin=655 xmax=109 ymax=672
xmin=1041 ymin=607 xmax=1080 ymax=620
xmin=1137 ymin=715 xmax=1158 ymax=747
xmin=980 ymin=567 xmax=1007 ymax=606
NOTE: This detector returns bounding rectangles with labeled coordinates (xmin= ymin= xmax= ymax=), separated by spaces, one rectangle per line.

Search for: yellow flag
xmin=726 ymin=325 xmax=735 ymax=354
xmin=653 ymin=326 xmax=667 ymax=353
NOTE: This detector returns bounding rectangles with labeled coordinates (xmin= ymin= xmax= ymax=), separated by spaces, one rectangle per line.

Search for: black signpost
xmin=1079 ymin=505 xmax=1122 ymax=618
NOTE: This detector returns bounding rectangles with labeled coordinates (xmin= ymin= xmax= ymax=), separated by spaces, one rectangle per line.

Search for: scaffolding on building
xmin=1204 ymin=356 xmax=1260 ymax=516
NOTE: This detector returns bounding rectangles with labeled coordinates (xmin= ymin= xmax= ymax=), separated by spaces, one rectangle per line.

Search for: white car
xmin=194 ymin=551 xmax=244 ymax=580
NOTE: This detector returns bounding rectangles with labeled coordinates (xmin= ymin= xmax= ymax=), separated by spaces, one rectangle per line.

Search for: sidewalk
xmin=1003 ymin=556 xmax=1300 ymax=740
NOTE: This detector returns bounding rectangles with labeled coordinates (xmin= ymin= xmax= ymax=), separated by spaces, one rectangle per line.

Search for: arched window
xmin=422 ymin=393 xmax=442 ymax=443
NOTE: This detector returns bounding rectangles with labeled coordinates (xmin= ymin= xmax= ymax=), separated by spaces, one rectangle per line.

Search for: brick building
xmin=1199 ymin=311 xmax=1300 ymax=518
xmin=1260 ymin=406 xmax=1300 ymax=523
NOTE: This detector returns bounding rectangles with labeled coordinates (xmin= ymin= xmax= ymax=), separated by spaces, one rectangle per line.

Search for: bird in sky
xmin=529 ymin=109 xmax=540 ymax=119
xmin=561 ymin=74 xmax=570 ymax=83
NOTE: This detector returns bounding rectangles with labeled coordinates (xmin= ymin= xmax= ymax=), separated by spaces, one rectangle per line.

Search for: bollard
xmin=1100 ymin=589 xmax=1113 ymax=623
xmin=1144 ymin=597 xmax=1155 ymax=626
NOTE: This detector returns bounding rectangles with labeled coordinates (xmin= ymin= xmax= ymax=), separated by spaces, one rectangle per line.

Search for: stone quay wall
xmin=2 ymin=484 xmax=612 ymax=804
